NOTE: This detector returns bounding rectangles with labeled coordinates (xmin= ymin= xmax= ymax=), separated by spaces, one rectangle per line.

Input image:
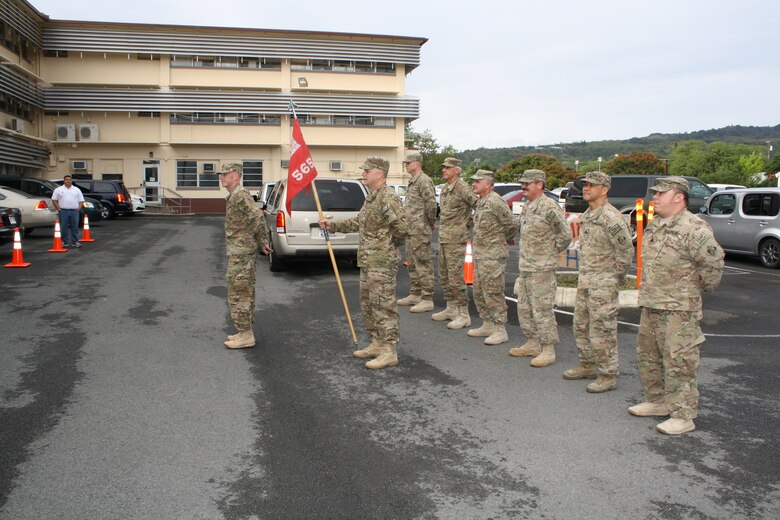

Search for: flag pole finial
xmin=288 ymin=100 xmax=298 ymax=120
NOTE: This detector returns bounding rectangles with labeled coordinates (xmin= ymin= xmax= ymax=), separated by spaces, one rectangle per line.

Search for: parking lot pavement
xmin=1 ymin=217 xmax=778 ymax=519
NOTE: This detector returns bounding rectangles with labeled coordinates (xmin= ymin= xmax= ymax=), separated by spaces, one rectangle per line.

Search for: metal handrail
xmin=127 ymin=186 xmax=192 ymax=214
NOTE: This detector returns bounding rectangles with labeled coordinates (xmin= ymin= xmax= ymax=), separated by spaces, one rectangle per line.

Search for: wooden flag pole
xmin=311 ymin=182 xmax=358 ymax=345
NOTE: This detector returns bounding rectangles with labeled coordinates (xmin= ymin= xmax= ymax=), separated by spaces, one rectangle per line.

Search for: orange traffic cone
xmin=48 ymin=220 xmax=68 ymax=253
xmin=81 ymin=214 xmax=95 ymax=242
xmin=4 ymin=228 xmax=31 ymax=268
xmin=463 ymin=240 xmax=474 ymax=285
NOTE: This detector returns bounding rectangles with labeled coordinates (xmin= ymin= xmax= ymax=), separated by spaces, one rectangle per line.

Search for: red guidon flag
xmin=286 ymin=117 xmax=319 ymax=214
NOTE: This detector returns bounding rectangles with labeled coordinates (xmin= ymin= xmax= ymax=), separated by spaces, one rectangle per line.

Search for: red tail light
xmin=35 ymin=200 xmax=49 ymax=210
xmin=117 ymin=193 xmax=126 ymax=203
xmin=276 ymin=212 xmax=286 ymax=234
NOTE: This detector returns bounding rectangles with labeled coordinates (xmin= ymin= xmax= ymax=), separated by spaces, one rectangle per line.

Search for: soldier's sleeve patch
xmin=707 ymin=245 xmax=718 ymax=256
xmin=618 ymin=235 xmax=626 ymax=245
xmin=609 ymin=224 xmax=621 ymax=236
xmin=545 ymin=211 xmax=558 ymax=225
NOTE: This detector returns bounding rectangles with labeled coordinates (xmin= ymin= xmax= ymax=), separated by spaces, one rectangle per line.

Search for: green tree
xmin=738 ymin=151 xmax=768 ymax=184
xmin=406 ymin=127 xmax=458 ymax=185
xmin=496 ymin=154 xmax=575 ymax=187
xmin=604 ymin=151 xmax=665 ymax=175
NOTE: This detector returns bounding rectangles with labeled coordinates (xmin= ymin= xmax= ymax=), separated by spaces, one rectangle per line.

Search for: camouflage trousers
xmin=573 ymin=285 xmax=620 ymax=375
xmin=637 ymin=308 xmax=705 ymax=420
xmin=226 ymin=253 xmax=257 ymax=332
xmin=514 ymin=270 xmax=559 ymax=345
xmin=438 ymin=242 xmax=468 ymax=307
xmin=359 ymin=266 xmax=400 ymax=346
xmin=406 ymin=233 xmax=434 ymax=298
xmin=473 ymin=257 xmax=508 ymax=325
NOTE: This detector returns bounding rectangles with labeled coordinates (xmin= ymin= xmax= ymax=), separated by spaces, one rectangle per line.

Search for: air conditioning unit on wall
xmin=329 ymin=161 xmax=343 ymax=171
xmin=79 ymin=124 xmax=99 ymax=141
xmin=202 ymin=163 xmax=215 ymax=173
xmin=56 ymin=124 xmax=76 ymax=141
xmin=72 ymin=160 xmax=87 ymax=170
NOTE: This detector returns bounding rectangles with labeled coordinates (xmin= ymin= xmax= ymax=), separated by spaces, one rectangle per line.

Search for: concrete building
xmin=0 ymin=0 xmax=425 ymax=212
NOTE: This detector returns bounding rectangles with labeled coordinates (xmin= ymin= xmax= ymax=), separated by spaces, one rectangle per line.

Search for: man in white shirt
xmin=51 ymin=175 xmax=85 ymax=248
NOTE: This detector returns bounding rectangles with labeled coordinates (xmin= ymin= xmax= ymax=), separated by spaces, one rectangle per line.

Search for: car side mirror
xmin=259 ymin=201 xmax=268 ymax=211
xmin=252 ymin=194 xmax=259 ymax=202
xmin=699 ymin=206 xmax=708 ymax=215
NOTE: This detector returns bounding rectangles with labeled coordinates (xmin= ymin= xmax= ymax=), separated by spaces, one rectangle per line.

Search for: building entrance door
xmin=143 ymin=160 xmax=161 ymax=203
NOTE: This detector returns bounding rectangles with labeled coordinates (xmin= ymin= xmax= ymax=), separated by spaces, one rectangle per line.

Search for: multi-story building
xmin=0 ymin=0 xmax=425 ymax=212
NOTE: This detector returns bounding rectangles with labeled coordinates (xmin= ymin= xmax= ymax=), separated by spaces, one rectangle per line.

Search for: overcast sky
xmin=30 ymin=0 xmax=780 ymax=151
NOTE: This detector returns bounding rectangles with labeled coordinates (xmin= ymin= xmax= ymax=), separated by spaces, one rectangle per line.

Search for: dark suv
xmin=68 ymin=179 xmax=133 ymax=219
xmin=0 ymin=176 xmax=107 ymax=223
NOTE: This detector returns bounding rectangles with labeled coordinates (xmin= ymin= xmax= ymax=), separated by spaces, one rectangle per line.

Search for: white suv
xmin=262 ymin=178 xmax=368 ymax=271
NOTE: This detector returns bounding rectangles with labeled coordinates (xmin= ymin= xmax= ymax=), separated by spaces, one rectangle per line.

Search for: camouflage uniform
xmin=438 ymin=178 xmax=478 ymax=307
xmin=473 ymin=190 xmax=517 ymax=325
xmin=637 ymin=206 xmax=724 ymax=420
xmin=405 ymin=170 xmax=437 ymax=298
xmin=515 ymin=186 xmax=571 ymax=345
xmin=331 ymin=185 xmax=407 ymax=347
xmin=573 ymin=200 xmax=633 ymax=375
xmin=225 ymin=185 xmax=268 ymax=332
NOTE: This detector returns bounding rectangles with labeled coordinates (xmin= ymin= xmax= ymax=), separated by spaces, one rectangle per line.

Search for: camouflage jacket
xmin=473 ymin=190 xmax=518 ymax=260
xmin=439 ymin=178 xmax=477 ymax=244
xmin=405 ymin=172 xmax=437 ymax=236
xmin=578 ymin=202 xmax=634 ymax=288
xmin=517 ymin=193 xmax=571 ymax=272
xmin=225 ymin=187 xmax=268 ymax=255
xmin=331 ymin=184 xmax=407 ymax=268
xmin=639 ymin=210 xmax=724 ymax=315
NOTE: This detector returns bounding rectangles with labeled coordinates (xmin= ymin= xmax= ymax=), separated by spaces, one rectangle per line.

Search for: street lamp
xmin=574 ymin=160 xmax=579 ymax=172
xmin=768 ymin=141 xmax=773 ymax=161
xmin=597 ymin=157 xmax=602 ymax=172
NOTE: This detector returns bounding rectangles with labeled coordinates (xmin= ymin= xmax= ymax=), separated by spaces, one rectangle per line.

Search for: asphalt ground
xmin=1 ymin=216 xmax=778 ymax=519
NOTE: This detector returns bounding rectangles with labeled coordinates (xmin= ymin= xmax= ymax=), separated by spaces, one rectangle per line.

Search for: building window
xmin=136 ymin=54 xmax=160 ymax=60
xmin=138 ymin=112 xmax=161 ymax=118
xmin=0 ymin=93 xmax=33 ymax=120
xmin=242 ymin=161 xmax=263 ymax=188
xmin=171 ymin=55 xmax=281 ymax=70
xmin=102 ymin=174 xmax=124 ymax=181
xmin=43 ymin=50 xmax=68 ymax=58
xmin=45 ymin=111 xmax=70 ymax=116
xmin=291 ymin=59 xmax=395 ymax=75
xmin=176 ymin=161 xmax=219 ymax=188
xmin=298 ymin=115 xmax=395 ymax=128
xmin=170 ymin=113 xmax=280 ymax=125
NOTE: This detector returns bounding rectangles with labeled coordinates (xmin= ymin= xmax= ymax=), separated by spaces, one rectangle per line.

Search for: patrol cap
xmin=402 ymin=152 xmax=423 ymax=164
xmin=582 ymin=171 xmax=611 ymax=187
xmin=471 ymin=169 xmax=495 ymax=181
xmin=359 ymin=156 xmax=389 ymax=173
xmin=649 ymin=176 xmax=690 ymax=194
xmin=441 ymin=157 xmax=462 ymax=168
xmin=517 ymin=169 xmax=546 ymax=183
xmin=220 ymin=163 xmax=243 ymax=174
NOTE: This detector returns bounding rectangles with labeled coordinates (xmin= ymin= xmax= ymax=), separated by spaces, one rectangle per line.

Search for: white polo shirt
xmin=52 ymin=184 xmax=85 ymax=210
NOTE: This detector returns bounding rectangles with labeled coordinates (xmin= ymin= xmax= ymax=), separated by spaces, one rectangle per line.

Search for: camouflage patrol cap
xmin=402 ymin=152 xmax=423 ymax=164
xmin=220 ymin=163 xmax=243 ymax=174
xmin=441 ymin=157 xmax=462 ymax=168
xmin=649 ymin=176 xmax=690 ymax=194
xmin=471 ymin=169 xmax=495 ymax=181
xmin=582 ymin=171 xmax=611 ymax=187
xmin=517 ymin=169 xmax=546 ymax=183
xmin=359 ymin=156 xmax=389 ymax=173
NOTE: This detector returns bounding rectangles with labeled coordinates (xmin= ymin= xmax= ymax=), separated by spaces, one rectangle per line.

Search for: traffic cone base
xmin=81 ymin=214 xmax=95 ymax=242
xmin=5 ymin=228 xmax=31 ymax=268
xmin=48 ymin=219 xmax=68 ymax=253
xmin=463 ymin=240 xmax=474 ymax=285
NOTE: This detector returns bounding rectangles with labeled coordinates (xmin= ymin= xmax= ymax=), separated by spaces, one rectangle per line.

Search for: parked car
xmin=388 ymin=184 xmax=408 ymax=204
xmin=0 ymin=206 xmax=23 ymax=243
xmin=0 ymin=176 xmax=106 ymax=224
xmin=55 ymin=179 xmax=133 ymax=219
xmin=700 ymin=187 xmax=780 ymax=268
xmin=255 ymin=181 xmax=276 ymax=208
xmin=262 ymin=178 xmax=368 ymax=271
xmin=565 ymin=174 xmax=714 ymax=239
xmin=492 ymin=183 xmax=523 ymax=197
xmin=0 ymin=186 xmax=57 ymax=235
xmin=131 ymin=194 xmax=146 ymax=213
xmin=708 ymin=183 xmax=747 ymax=192
xmin=501 ymin=189 xmax=559 ymax=214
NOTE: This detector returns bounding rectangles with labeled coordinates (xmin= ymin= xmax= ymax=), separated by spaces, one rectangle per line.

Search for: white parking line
xmin=503 ymin=295 xmax=780 ymax=338
xmin=724 ymin=264 xmax=780 ymax=277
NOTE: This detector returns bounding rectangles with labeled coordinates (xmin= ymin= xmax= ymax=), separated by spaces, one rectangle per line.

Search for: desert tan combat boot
xmin=353 ymin=338 xmax=383 ymax=359
xmin=431 ymin=302 xmax=457 ymax=321
xmin=628 ymin=402 xmax=669 ymax=417
xmin=365 ymin=343 xmax=399 ymax=369
xmin=563 ymin=362 xmax=598 ymax=380
xmin=224 ymin=330 xmax=255 ymax=349
xmin=467 ymin=321 xmax=495 ymax=337
xmin=447 ymin=306 xmax=471 ymax=330
xmin=586 ymin=374 xmax=617 ymax=393
xmin=409 ymin=299 xmax=434 ymax=313
xmin=508 ymin=338 xmax=541 ymax=357
xmin=484 ymin=324 xmax=509 ymax=345
xmin=530 ymin=344 xmax=556 ymax=367
xmin=656 ymin=418 xmax=695 ymax=435
xmin=397 ymin=294 xmax=421 ymax=306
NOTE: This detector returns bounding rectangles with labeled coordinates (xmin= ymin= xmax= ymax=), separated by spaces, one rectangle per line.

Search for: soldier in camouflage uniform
xmin=320 ymin=157 xmax=407 ymax=370
xmin=397 ymin=152 xmax=438 ymax=313
xmin=629 ymin=177 xmax=724 ymax=435
xmin=563 ymin=171 xmax=634 ymax=392
xmin=220 ymin=163 xmax=272 ymax=349
xmin=466 ymin=170 xmax=518 ymax=345
xmin=432 ymin=157 xmax=478 ymax=330
xmin=509 ymin=169 xmax=571 ymax=367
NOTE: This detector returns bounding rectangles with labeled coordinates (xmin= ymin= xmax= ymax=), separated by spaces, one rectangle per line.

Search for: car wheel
xmin=759 ymin=238 xmax=780 ymax=269
xmin=104 ymin=204 xmax=116 ymax=220
xmin=100 ymin=206 xmax=110 ymax=220
xmin=268 ymin=235 xmax=286 ymax=272
xmin=23 ymin=227 xmax=33 ymax=237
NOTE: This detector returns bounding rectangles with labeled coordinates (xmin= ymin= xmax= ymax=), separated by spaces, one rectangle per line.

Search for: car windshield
xmin=493 ymin=184 xmax=521 ymax=196
xmin=291 ymin=180 xmax=365 ymax=211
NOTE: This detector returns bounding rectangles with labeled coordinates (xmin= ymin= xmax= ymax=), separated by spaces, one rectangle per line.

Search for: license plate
xmin=8 ymin=215 xmax=16 ymax=225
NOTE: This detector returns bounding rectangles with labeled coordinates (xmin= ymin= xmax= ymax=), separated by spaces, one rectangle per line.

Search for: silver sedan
xmin=0 ymin=186 xmax=58 ymax=235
